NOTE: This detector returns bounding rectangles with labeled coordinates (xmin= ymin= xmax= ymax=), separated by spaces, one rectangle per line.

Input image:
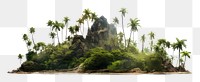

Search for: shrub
xmin=20 ymin=61 xmax=45 ymax=72
xmin=144 ymin=53 xmax=165 ymax=72
xmin=82 ymin=47 xmax=114 ymax=70
xmin=26 ymin=51 xmax=37 ymax=61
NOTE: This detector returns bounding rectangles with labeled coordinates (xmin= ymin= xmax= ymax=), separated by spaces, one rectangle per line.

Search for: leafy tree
xmin=18 ymin=54 xmax=23 ymax=64
xmin=181 ymin=51 xmax=191 ymax=68
xmin=148 ymin=31 xmax=155 ymax=51
xmin=29 ymin=27 xmax=36 ymax=45
xmin=63 ymin=17 xmax=70 ymax=40
xmin=119 ymin=8 xmax=128 ymax=48
xmin=127 ymin=18 xmax=140 ymax=47
xmin=175 ymin=38 xmax=187 ymax=67
xmin=141 ymin=34 xmax=146 ymax=52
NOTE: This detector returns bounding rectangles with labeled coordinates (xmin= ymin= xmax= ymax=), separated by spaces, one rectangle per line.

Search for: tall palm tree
xmin=148 ymin=31 xmax=155 ymax=51
xmin=83 ymin=9 xmax=91 ymax=30
xmin=59 ymin=23 xmax=65 ymax=42
xmin=113 ymin=17 xmax=119 ymax=26
xmin=141 ymin=34 xmax=146 ymax=52
xmin=52 ymin=21 xmax=61 ymax=44
xmin=127 ymin=18 xmax=140 ymax=47
xmin=157 ymin=39 xmax=167 ymax=47
xmin=47 ymin=20 xmax=54 ymax=32
xmin=63 ymin=17 xmax=70 ymax=40
xmin=181 ymin=51 xmax=191 ymax=68
xmin=77 ymin=18 xmax=84 ymax=35
xmin=49 ymin=32 xmax=56 ymax=44
xmin=29 ymin=27 xmax=36 ymax=45
xmin=119 ymin=8 xmax=128 ymax=48
xmin=18 ymin=54 xmax=23 ymax=64
xmin=23 ymin=34 xmax=29 ymax=50
xmin=91 ymin=12 xmax=98 ymax=22
xmin=175 ymin=38 xmax=187 ymax=67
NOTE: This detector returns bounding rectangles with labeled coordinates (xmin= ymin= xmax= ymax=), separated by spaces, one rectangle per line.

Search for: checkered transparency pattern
xmin=0 ymin=0 xmax=199 ymax=82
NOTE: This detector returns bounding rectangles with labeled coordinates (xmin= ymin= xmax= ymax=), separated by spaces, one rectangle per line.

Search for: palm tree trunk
xmin=132 ymin=32 xmax=134 ymax=43
xmin=150 ymin=40 xmax=153 ymax=51
xmin=184 ymin=56 xmax=186 ymax=68
xmin=20 ymin=59 xmax=21 ymax=65
xmin=87 ymin=19 xmax=90 ymax=30
xmin=178 ymin=49 xmax=180 ymax=67
xmin=121 ymin=15 xmax=126 ymax=48
xmin=65 ymin=24 xmax=68 ymax=40
xmin=31 ymin=34 xmax=35 ymax=45
xmin=62 ymin=29 xmax=63 ymax=42
xmin=57 ymin=31 xmax=60 ymax=44
xmin=82 ymin=24 xmax=85 ymax=36
xmin=79 ymin=24 xmax=83 ymax=35
xmin=142 ymin=42 xmax=144 ymax=52
xmin=127 ymin=30 xmax=132 ymax=47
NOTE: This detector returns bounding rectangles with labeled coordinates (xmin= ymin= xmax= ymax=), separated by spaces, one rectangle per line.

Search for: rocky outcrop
xmin=85 ymin=16 xmax=117 ymax=49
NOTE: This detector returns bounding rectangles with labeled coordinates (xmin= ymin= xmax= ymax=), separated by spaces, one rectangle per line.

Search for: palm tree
xmin=18 ymin=54 xmax=23 ymax=64
xmin=77 ymin=18 xmax=84 ymax=34
xmin=74 ymin=25 xmax=80 ymax=35
xmin=52 ymin=21 xmax=61 ymax=44
xmin=141 ymin=34 xmax=146 ymax=52
xmin=59 ymin=23 xmax=65 ymax=42
xmin=148 ymin=31 xmax=155 ymax=51
xmin=181 ymin=51 xmax=191 ymax=68
xmin=29 ymin=27 xmax=36 ymax=45
xmin=175 ymin=38 xmax=187 ymax=67
xmin=119 ymin=8 xmax=128 ymax=48
xmin=23 ymin=34 xmax=29 ymax=50
xmin=49 ymin=32 xmax=56 ymax=44
xmin=127 ymin=18 xmax=140 ymax=47
xmin=69 ymin=26 xmax=75 ymax=36
xmin=27 ymin=40 xmax=32 ymax=51
xmin=37 ymin=42 xmax=46 ymax=52
xmin=83 ymin=9 xmax=91 ymax=30
xmin=91 ymin=12 xmax=98 ymax=22
xmin=113 ymin=17 xmax=119 ymax=26
xmin=47 ymin=20 xmax=54 ymax=32
xmin=63 ymin=17 xmax=70 ymax=40
xmin=118 ymin=32 xmax=124 ymax=45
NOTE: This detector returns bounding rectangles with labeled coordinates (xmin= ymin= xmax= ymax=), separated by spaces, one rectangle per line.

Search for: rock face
xmin=86 ymin=16 xmax=117 ymax=49
xmin=70 ymin=16 xmax=117 ymax=57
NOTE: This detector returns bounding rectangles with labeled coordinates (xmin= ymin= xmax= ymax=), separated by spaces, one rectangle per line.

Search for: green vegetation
xmin=15 ymin=8 xmax=191 ymax=73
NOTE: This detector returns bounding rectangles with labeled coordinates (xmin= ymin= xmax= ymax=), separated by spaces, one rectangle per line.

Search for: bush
xmin=108 ymin=52 xmax=144 ymax=71
xmin=144 ymin=53 xmax=165 ymax=72
xmin=81 ymin=47 xmax=114 ymax=70
xmin=26 ymin=51 xmax=37 ymax=61
xmin=20 ymin=61 xmax=45 ymax=72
